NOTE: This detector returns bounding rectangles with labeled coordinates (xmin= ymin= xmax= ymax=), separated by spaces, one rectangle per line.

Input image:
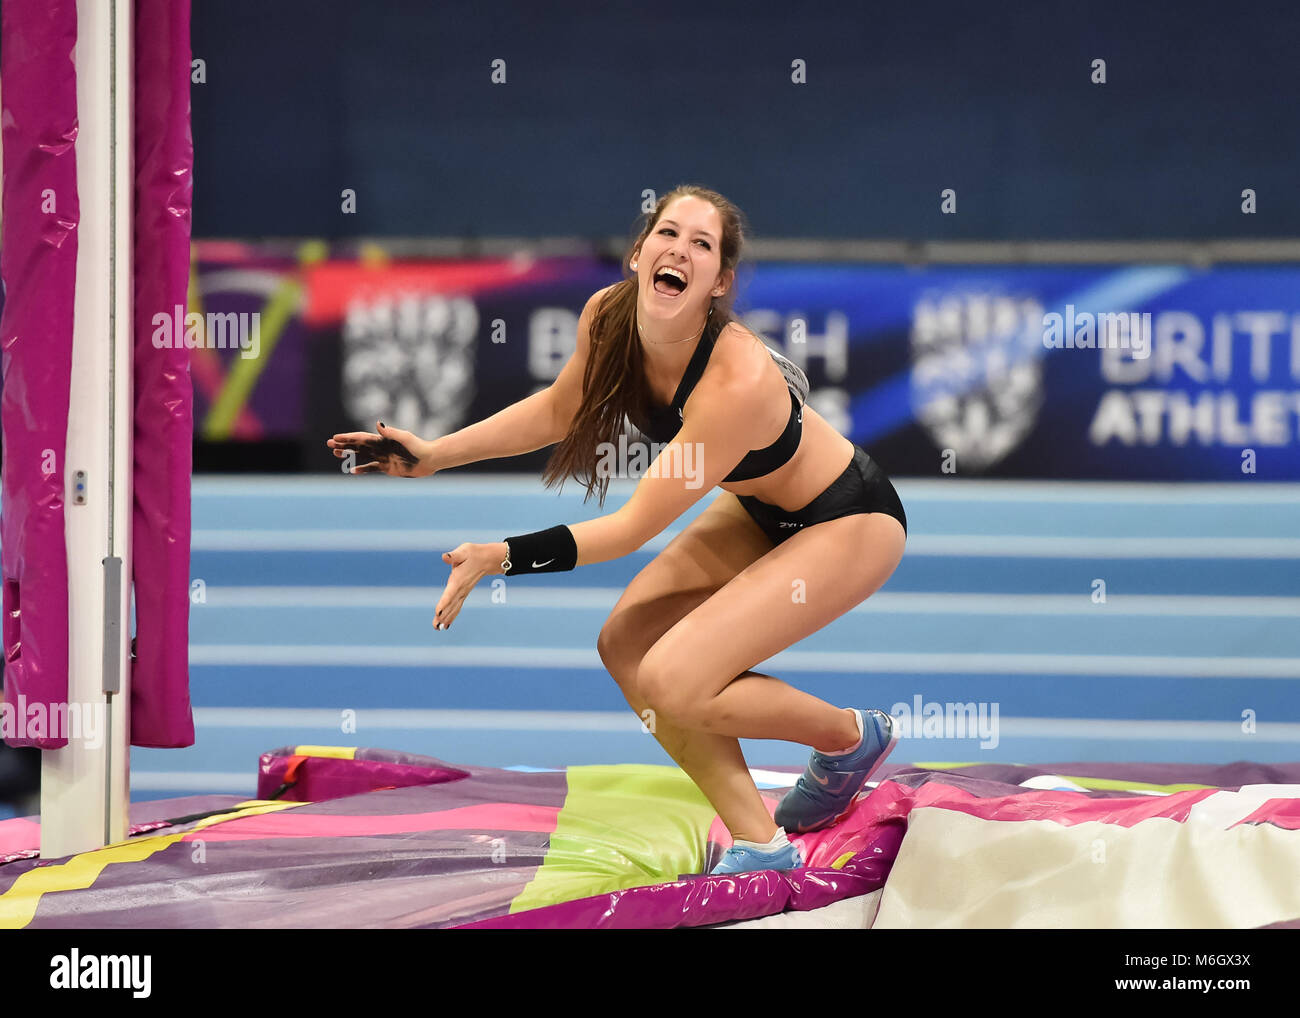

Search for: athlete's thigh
xmin=598 ymin=492 xmax=775 ymax=668
xmin=642 ymin=512 xmax=907 ymax=703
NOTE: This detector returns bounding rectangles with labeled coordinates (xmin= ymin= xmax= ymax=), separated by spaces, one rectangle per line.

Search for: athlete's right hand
xmin=326 ymin=421 xmax=438 ymax=478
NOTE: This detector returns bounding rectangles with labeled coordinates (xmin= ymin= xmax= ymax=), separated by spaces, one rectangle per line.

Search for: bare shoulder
xmin=719 ymin=318 xmax=765 ymax=345
xmin=585 ymin=282 xmax=623 ymax=315
xmin=679 ymin=320 xmax=771 ymax=427
xmin=555 ymin=283 xmax=628 ymax=417
xmin=709 ymin=319 xmax=774 ymax=390
xmin=574 ymin=282 xmax=626 ymax=352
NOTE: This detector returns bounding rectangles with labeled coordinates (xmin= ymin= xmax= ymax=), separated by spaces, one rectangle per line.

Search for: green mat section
xmin=511 ymin=764 xmax=720 ymax=914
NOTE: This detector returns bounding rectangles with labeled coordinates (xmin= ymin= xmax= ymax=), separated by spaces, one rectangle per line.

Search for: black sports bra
xmin=631 ymin=328 xmax=805 ymax=482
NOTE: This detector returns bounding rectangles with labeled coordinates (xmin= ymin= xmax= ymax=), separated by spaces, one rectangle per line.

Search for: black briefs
xmin=735 ymin=444 xmax=907 ymax=546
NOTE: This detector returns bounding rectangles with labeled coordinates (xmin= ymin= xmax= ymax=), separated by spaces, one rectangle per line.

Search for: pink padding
xmin=185 ymin=804 xmax=562 ymax=842
xmin=0 ymin=817 xmax=42 ymax=861
xmin=256 ymin=754 xmax=468 ymax=802
xmin=129 ymin=0 xmax=195 ymax=747
xmin=1232 ymin=798 xmax=1300 ymax=831
xmin=0 ymin=0 xmax=79 ymax=748
xmin=902 ymin=779 xmax=1220 ymax=826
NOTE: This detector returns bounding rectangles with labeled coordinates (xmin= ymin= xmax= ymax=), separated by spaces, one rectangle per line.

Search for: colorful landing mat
xmin=2 ymin=747 xmax=1299 ymax=929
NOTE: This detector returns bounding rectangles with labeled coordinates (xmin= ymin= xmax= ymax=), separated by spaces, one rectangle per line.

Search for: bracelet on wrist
xmin=500 ymin=525 xmax=577 ymax=576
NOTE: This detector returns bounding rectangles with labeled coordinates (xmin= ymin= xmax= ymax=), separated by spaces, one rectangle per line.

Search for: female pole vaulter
xmin=327 ymin=185 xmax=908 ymax=875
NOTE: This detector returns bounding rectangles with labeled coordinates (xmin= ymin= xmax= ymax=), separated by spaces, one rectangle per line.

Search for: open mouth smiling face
xmin=652 ymin=264 xmax=688 ymax=298
xmin=639 ymin=196 xmax=726 ymax=307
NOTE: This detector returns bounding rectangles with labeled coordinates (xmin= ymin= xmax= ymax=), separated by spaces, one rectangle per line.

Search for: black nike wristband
xmin=502 ymin=524 xmax=578 ymax=575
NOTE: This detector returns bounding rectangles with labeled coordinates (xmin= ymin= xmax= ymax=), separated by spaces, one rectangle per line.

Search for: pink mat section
xmin=898 ymin=778 xmax=1221 ymax=826
xmin=186 ymin=803 xmax=563 ymax=843
xmin=1234 ymin=798 xmax=1300 ymax=830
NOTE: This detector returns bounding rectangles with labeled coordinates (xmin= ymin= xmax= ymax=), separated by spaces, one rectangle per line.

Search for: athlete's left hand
xmin=434 ymin=542 xmax=507 ymax=630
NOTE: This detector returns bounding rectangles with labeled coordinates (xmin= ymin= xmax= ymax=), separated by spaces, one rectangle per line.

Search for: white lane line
xmin=892 ymin=480 xmax=1300 ymax=503
xmin=187 ymin=645 xmax=597 ymax=667
xmin=192 ymin=529 xmax=534 ymax=550
xmin=202 ymin=586 xmax=620 ymax=608
xmin=859 ymin=593 xmax=1300 ymax=616
xmin=190 ymin=529 xmax=1300 ymax=557
xmin=129 ymin=772 xmax=255 ymax=791
xmin=190 ymin=529 xmax=679 ymax=551
xmin=200 ymin=586 xmax=1300 ymax=617
xmin=190 ymin=476 xmax=1300 ymax=504
xmin=191 ymin=476 xmax=607 ymax=497
xmin=165 ymin=708 xmax=1300 ymax=743
xmin=185 ymin=644 xmax=1300 ymax=677
xmin=191 ymin=707 xmax=641 ymax=730
xmin=905 ymin=535 xmax=1300 ymax=558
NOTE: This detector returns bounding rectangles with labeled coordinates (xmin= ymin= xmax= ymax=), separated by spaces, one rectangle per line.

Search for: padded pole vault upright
xmin=0 ymin=0 xmax=127 ymax=855
xmin=50 ymin=0 xmax=134 ymax=856
xmin=1 ymin=0 xmax=194 ymax=858
xmin=57 ymin=0 xmax=136 ymax=856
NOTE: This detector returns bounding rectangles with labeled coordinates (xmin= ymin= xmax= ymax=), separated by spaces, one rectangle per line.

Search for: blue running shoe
xmin=708 ymin=837 xmax=805 ymax=876
xmin=774 ymin=709 xmax=899 ymax=834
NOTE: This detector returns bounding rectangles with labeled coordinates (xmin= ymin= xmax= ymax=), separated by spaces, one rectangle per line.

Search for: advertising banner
xmin=192 ymin=242 xmax=1300 ymax=479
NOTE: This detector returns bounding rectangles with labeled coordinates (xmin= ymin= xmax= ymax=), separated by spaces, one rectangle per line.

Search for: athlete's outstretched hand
xmin=434 ymin=542 xmax=508 ymax=631
xmin=326 ymin=421 xmax=437 ymax=478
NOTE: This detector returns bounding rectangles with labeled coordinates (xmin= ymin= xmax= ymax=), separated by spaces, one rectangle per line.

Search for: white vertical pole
xmin=41 ymin=0 xmax=134 ymax=858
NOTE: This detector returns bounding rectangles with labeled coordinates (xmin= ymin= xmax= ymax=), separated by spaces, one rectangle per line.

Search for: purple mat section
xmin=1 ymin=758 xmax=573 ymax=929
xmin=129 ymin=0 xmax=195 ymax=747
xmin=0 ymin=0 xmax=79 ymax=748
xmin=1 ymin=794 xmax=249 ymax=863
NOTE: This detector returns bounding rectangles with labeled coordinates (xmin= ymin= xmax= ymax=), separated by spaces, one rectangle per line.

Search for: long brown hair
xmin=541 ymin=185 xmax=749 ymax=507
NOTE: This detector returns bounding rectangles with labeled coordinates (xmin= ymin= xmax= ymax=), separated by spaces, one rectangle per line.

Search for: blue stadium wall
xmin=189 ymin=0 xmax=1300 ymax=241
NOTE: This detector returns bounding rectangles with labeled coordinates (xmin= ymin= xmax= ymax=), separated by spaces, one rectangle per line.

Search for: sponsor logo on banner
xmin=341 ymin=293 xmax=480 ymax=438
xmin=909 ymin=292 xmax=1046 ymax=471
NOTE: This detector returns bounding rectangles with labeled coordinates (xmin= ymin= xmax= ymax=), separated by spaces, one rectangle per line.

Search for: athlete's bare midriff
xmin=720 ymin=402 xmax=855 ymax=513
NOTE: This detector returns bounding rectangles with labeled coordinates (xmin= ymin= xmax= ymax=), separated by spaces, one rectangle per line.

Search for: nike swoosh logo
xmin=532 ymin=558 xmax=554 ymax=568
xmin=809 ymin=772 xmax=830 ymax=786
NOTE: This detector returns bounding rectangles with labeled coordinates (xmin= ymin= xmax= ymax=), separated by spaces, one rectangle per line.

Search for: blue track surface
xmin=111 ymin=475 xmax=1300 ymax=800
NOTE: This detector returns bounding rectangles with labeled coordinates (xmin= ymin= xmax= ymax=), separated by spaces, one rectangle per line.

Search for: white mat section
xmin=872 ymin=806 xmax=1300 ymax=928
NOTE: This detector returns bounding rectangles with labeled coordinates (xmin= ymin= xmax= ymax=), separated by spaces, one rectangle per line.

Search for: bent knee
xmin=596 ymin=619 xmax=616 ymax=668
xmin=596 ymin=616 xmax=629 ymax=672
xmin=598 ymin=616 xmax=642 ymax=696
xmin=635 ymin=644 xmax=693 ymax=721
